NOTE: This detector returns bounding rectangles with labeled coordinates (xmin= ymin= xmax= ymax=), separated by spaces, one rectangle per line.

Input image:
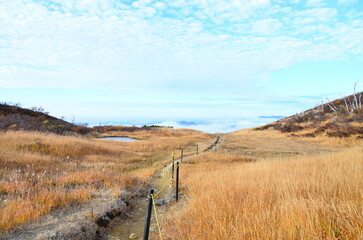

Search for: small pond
xmin=99 ymin=137 xmax=138 ymax=142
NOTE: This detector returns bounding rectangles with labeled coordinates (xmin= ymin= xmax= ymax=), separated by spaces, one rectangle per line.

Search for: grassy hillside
xmin=255 ymin=92 xmax=363 ymax=138
xmin=0 ymin=103 xmax=79 ymax=134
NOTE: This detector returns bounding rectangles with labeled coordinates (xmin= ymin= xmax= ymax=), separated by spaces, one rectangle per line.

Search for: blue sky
xmin=0 ymin=0 xmax=362 ymax=132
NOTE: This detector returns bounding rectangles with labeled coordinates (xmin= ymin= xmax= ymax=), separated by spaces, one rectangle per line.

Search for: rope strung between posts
xmin=151 ymin=193 xmax=163 ymax=240
xmin=145 ymin=176 xmax=172 ymax=240
xmin=143 ymin=153 xmax=188 ymax=240
xmin=128 ymin=163 xmax=173 ymax=201
xmin=124 ymin=180 xmax=146 ymax=201
xmin=153 ymin=180 xmax=171 ymax=198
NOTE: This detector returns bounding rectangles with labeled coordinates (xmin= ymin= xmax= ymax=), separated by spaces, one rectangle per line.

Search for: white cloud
xmin=250 ymin=18 xmax=283 ymax=35
xmin=293 ymin=24 xmax=331 ymax=35
xmin=337 ymin=0 xmax=357 ymax=5
xmin=154 ymin=2 xmax=167 ymax=10
xmin=273 ymin=0 xmax=300 ymax=4
xmin=154 ymin=118 xmax=275 ymax=133
xmin=296 ymin=8 xmax=338 ymax=22
xmin=0 ymin=0 xmax=362 ymax=96
xmin=306 ymin=0 xmax=326 ymax=7
xmin=166 ymin=0 xmax=273 ymax=22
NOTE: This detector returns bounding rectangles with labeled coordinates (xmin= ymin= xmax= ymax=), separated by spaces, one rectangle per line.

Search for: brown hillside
xmin=0 ymin=103 xmax=174 ymax=135
xmin=0 ymin=103 xmax=78 ymax=134
xmin=255 ymin=92 xmax=363 ymax=138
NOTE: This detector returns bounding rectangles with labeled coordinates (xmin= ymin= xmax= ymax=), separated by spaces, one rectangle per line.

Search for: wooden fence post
xmin=176 ymin=163 xmax=180 ymax=202
xmin=143 ymin=188 xmax=154 ymax=240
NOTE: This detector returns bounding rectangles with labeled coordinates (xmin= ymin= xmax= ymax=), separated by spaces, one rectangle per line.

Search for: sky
xmin=0 ymin=0 xmax=362 ymax=132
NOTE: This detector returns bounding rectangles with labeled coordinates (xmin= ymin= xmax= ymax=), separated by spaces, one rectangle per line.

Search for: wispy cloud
xmin=306 ymin=0 xmax=326 ymax=7
xmin=337 ymin=0 xmax=357 ymax=5
xmin=1 ymin=0 xmax=362 ymax=90
xmin=0 ymin=0 xmax=362 ymax=124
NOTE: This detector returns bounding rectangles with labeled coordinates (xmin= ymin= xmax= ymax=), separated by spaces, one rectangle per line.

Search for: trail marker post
xmin=176 ymin=162 xmax=180 ymax=202
xmin=196 ymin=144 xmax=198 ymax=155
xmin=181 ymin=148 xmax=184 ymax=162
xmin=143 ymin=188 xmax=154 ymax=240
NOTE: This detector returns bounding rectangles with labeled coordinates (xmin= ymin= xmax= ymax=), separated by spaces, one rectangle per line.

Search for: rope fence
xmin=142 ymin=137 xmax=221 ymax=240
xmin=143 ymin=151 xmax=183 ymax=240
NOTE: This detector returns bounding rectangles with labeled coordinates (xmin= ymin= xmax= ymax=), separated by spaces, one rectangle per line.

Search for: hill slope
xmin=0 ymin=103 xmax=174 ymax=135
xmin=0 ymin=103 xmax=77 ymax=134
xmin=256 ymin=92 xmax=363 ymax=138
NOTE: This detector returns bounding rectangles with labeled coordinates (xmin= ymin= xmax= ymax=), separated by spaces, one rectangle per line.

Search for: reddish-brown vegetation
xmin=255 ymin=92 xmax=363 ymax=138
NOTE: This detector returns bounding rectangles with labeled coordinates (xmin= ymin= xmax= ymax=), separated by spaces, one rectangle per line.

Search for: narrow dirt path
xmin=107 ymin=167 xmax=172 ymax=240
xmin=107 ymin=135 xmax=222 ymax=240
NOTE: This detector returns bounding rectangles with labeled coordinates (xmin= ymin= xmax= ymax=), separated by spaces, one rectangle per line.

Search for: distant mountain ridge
xmin=177 ymin=121 xmax=200 ymax=126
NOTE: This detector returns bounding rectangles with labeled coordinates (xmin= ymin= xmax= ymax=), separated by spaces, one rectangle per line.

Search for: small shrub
xmin=281 ymin=124 xmax=303 ymax=132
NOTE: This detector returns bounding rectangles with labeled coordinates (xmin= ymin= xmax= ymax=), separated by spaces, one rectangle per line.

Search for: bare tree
xmin=326 ymin=83 xmax=362 ymax=115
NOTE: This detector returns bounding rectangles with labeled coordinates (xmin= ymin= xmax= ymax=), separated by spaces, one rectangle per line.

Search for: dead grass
xmin=163 ymin=133 xmax=363 ymax=240
xmin=163 ymin=129 xmax=363 ymax=240
xmin=0 ymin=129 xmax=213 ymax=231
xmin=231 ymin=128 xmax=360 ymax=149
xmin=184 ymin=152 xmax=255 ymax=165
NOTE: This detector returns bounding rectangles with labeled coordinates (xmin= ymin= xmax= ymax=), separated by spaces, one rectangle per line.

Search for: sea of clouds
xmin=153 ymin=117 xmax=283 ymax=133
xmin=91 ymin=116 xmax=284 ymax=133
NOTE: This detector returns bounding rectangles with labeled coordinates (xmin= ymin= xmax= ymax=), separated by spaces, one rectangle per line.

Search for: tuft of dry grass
xmin=164 ymin=148 xmax=363 ymax=239
xmin=0 ymin=129 xmax=214 ymax=231
xmin=184 ymin=152 xmax=255 ymax=164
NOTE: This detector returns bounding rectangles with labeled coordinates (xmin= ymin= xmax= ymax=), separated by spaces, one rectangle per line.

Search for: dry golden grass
xmin=218 ymin=128 xmax=363 ymax=161
xmin=0 ymin=129 xmax=214 ymax=231
xmin=184 ymin=152 xmax=255 ymax=165
xmin=232 ymin=128 xmax=361 ymax=146
xmin=164 ymin=143 xmax=363 ymax=239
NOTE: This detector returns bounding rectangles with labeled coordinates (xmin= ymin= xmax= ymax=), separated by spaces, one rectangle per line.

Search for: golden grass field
xmin=0 ymin=128 xmax=214 ymax=231
xmin=163 ymin=129 xmax=363 ymax=240
xmin=1 ymin=125 xmax=362 ymax=239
